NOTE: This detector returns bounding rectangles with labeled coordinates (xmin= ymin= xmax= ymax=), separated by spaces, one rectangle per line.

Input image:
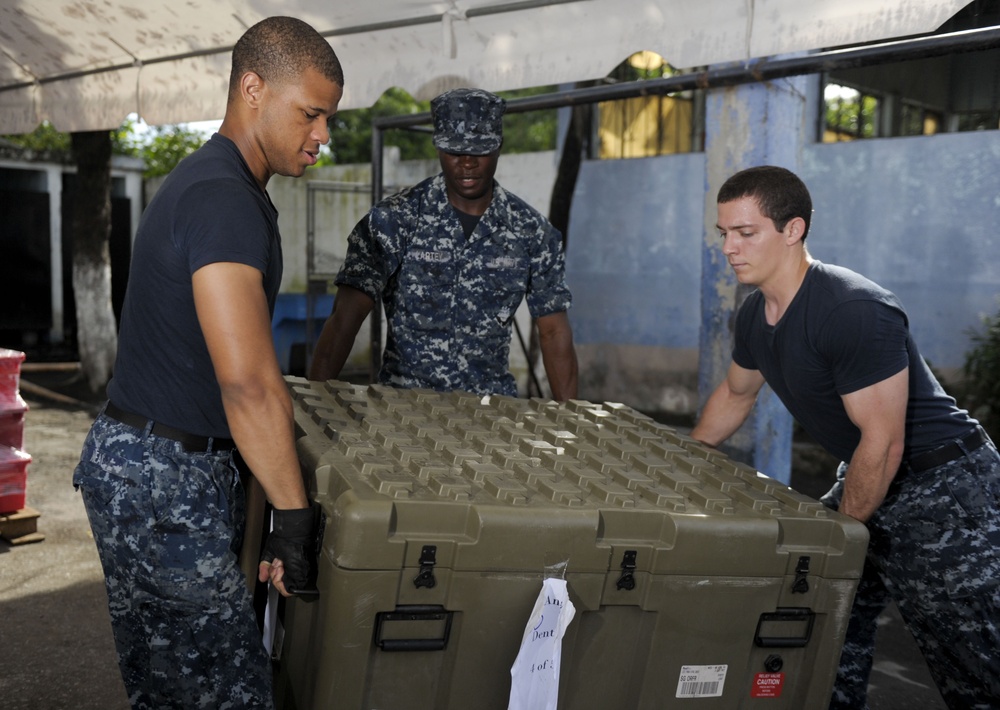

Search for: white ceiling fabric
xmin=0 ymin=0 xmax=967 ymax=133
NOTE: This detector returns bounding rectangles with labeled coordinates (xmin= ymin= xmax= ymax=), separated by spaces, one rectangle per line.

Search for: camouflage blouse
xmin=336 ymin=174 xmax=572 ymax=396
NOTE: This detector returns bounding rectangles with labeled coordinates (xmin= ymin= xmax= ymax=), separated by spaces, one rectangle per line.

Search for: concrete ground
xmin=0 ymin=381 xmax=128 ymax=710
xmin=0 ymin=373 xmax=947 ymax=709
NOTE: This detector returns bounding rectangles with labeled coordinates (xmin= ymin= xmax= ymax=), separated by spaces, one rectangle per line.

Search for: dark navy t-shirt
xmin=733 ymin=261 xmax=974 ymax=464
xmin=107 ymin=134 xmax=282 ymax=437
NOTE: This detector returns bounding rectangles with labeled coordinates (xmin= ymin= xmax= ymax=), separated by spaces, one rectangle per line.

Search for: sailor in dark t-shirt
xmin=73 ymin=17 xmax=344 ymax=709
xmin=691 ymin=166 xmax=1000 ymax=709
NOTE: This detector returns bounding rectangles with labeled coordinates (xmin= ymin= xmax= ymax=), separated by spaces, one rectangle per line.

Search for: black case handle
xmin=754 ymin=607 xmax=815 ymax=648
xmin=374 ymin=605 xmax=453 ymax=652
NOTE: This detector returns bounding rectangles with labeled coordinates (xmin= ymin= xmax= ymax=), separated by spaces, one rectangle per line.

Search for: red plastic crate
xmin=0 ymin=445 xmax=30 ymax=513
xmin=0 ymin=349 xmax=26 ymax=406
xmin=0 ymin=394 xmax=28 ymax=450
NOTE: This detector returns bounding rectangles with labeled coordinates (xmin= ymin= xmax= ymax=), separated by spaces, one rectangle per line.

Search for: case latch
xmin=413 ymin=545 xmax=438 ymax=589
xmin=792 ymin=555 xmax=810 ymax=594
xmin=616 ymin=549 xmax=637 ymax=591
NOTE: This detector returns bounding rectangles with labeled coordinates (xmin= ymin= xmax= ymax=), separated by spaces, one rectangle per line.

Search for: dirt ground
xmin=0 ymin=369 xmax=945 ymax=710
xmin=0 ymin=371 xmax=130 ymax=709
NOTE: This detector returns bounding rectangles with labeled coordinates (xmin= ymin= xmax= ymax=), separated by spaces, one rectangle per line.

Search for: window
xmin=597 ymin=52 xmax=702 ymax=158
xmin=823 ymin=84 xmax=882 ymax=142
xmin=900 ymin=102 xmax=943 ymax=137
xmin=954 ymin=111 xmax=1000 ymax=131
xmin=821 ymin=1 xmax=1000 ymax=142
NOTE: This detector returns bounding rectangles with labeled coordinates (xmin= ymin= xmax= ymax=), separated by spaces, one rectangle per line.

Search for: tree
xmin=133 ymin=123 xmax=206 ymax=177
xmin=69 ymin=131 xmax=117 ymax=392
xmin=325 ymin=88 xmax=436 ymax=165
xmin=824 ymin=86 xmax=880 ymax=140
xmin=4 ymin=121 xmax=71 ymax=153
xmin=3 ymin=119 xmax=205 ymax=388
xmin=497 ymin=86 xmax=559 ymax=154
xmin=5 ymin=118 xmax=206 ymax=177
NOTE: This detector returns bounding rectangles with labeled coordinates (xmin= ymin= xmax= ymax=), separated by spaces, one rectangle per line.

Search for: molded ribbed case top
xmin=288 ymin=378 xmax=868 ymax=580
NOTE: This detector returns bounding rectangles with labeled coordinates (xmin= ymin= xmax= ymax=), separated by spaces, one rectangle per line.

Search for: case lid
xmin=290 ymin=379 xmax=868 ymax=581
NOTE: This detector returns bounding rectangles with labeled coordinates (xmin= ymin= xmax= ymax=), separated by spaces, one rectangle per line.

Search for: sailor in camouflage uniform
xmin=309 ymin=88 xmax=578 ymax=400
xmin=692 ymin=166 xmax=1000 ymax=709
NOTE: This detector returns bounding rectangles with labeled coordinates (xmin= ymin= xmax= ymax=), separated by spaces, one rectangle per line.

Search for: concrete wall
xmin=800 ymin=131 xmax=1000 ymax=380
xmin=565 ymin=154 xmax=704 ymax=414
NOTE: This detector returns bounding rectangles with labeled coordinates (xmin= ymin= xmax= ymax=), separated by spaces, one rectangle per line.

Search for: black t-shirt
xmin=452 ymin=205 xmax=482 ymax=239
xmin=733 ymin=261 xmax=974 ymax=463
xmin=107 ymin=134 xmax=282 ymax=437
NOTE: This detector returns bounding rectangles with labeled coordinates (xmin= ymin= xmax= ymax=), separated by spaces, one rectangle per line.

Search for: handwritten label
xmin=508 ymin=579 xmax=576 ymax=710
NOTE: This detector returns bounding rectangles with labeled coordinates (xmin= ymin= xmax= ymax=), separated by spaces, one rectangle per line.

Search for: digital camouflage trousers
xmin=823 ymin=438 xmax=1000 ymax=710
xmin=74 ymin=412 xmax=273 ymax=709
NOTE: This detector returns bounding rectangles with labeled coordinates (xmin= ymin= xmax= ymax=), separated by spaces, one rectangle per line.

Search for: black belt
xmin=103 ymin=401 xmax=237 ymax=454
xmin=905 ymin=426 xmax=990 ymax=474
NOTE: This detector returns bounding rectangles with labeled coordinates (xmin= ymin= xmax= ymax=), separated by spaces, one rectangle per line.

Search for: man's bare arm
xmin=536 ymin=311 xmax=578 ymax=401
xmin=307 ymin=285 xmax=375 ymax=381
xmin=194 ymin=262 xmax=306 ymax=509
xmin=193 ymin=262 xmax=308 ymax=596
xmin=838 ymin=368 xmax=909 ymax=522
xmin=690 ymin=362 xmax=766 ymax=447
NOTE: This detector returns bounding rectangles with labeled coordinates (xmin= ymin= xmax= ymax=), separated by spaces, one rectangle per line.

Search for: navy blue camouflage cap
xmin=431 ymin=88 xmax=506 ymax=155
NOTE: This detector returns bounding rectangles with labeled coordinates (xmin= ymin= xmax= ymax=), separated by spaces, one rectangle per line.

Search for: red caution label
xmin=751 ymin=673 xmax=784 ymax=698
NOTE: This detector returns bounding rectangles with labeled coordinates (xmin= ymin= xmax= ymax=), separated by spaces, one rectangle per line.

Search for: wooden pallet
xmin=0 ymin=506 xmax=45 ymax=545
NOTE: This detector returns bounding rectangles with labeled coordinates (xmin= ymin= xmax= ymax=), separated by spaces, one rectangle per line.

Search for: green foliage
xmin=137 ymin=124 xmax=206 ymax=177
xmin=962 ymin=302 xmax=1000 ymax=439
xmin=11 ymin=86 xmax=561 ymax=173
xmin=3 ymin=118 xmax=205 ymax=178
xmin=609 ymin=56 xmax=678 ymax=83
xmin=324 ymin=86 xmax=558 ymax=166
xmin=3 ymin=121 xmax=71 ymax=154
xmin=325 ymin=88 xmax=435 ymax=165
xmin=111 ymin=117 xmax=141 ymax=158
xmin=825 ymin=90 xmax=880 ymax=139
xmin=498 ymin=86 xmax=558 ymax=154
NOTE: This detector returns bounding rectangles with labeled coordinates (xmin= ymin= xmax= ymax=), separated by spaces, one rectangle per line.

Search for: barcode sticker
xmin=676 ymin=665 xmax=727 ymax=698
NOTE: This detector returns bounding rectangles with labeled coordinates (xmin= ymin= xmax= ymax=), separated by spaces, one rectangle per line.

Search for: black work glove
xmin=261 ymin=502 xmax=324 ymax=597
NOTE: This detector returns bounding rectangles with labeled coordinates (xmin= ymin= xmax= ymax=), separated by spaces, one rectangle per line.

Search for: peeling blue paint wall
xmin=567 ymin=130 xmax=1000 ymax=402
xmin=801 ymin=133 xmax=1000 ymax=374
xmin=565 ymin=154 xmax=705 ymax=349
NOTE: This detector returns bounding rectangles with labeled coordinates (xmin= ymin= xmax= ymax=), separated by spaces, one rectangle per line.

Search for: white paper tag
xmin=262 ymin=511 xmax=280 ymax=658
xmin=508 ymin=578 xmax=576 ymax=710
xmin=675 ymin=664 xmax=727 ymax=698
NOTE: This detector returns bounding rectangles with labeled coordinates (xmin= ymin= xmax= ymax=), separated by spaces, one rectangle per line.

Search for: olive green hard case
xmin=273 ymin=378 xmax=868 ymax=710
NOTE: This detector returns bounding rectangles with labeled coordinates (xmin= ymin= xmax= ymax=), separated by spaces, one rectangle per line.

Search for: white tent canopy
xmin=0 ymin=0 xmax=967 ymax=134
